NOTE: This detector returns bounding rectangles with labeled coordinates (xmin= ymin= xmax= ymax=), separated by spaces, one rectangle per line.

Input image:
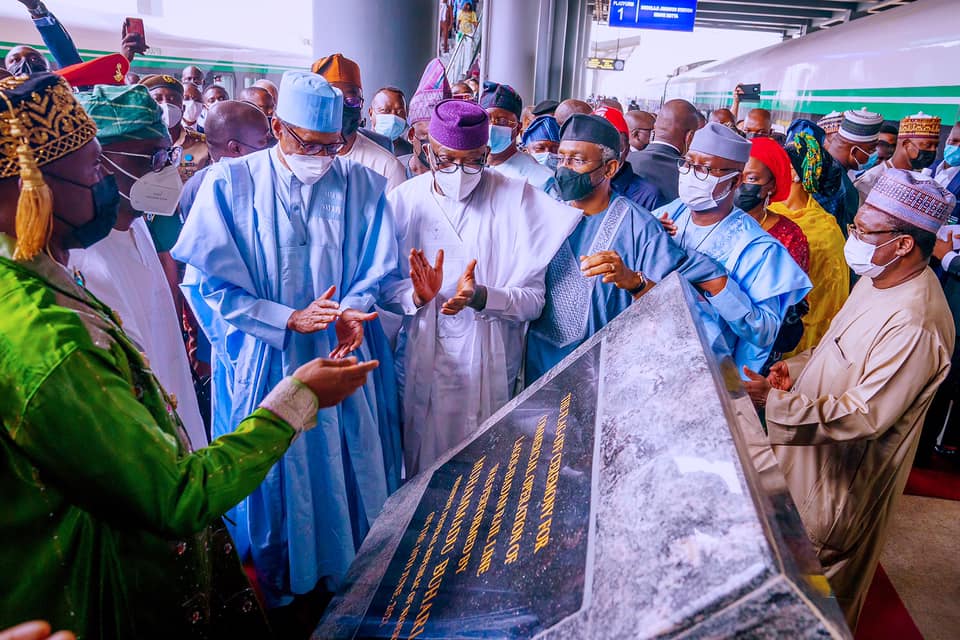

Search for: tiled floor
xmin=881 ymin=495 xmax=960 ymax=640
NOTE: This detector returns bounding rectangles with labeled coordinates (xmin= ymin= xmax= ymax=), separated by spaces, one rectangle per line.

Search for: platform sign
xmin=585 ymin=57 xmax=626 ymax=71
xmin=609 ymin=1 xmax=698 ymax=32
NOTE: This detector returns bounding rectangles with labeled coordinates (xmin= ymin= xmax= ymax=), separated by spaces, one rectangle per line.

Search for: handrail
xmin=445 ymin=11 xmax=483 ymax=86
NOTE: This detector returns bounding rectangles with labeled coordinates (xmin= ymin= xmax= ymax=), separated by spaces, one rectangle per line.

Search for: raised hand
xmin=410 ymin=249 xmax=444 ymax=307
xmin=287 ymin=286 xmax=340 ymax=334
xmin=121 ymin=32 xmax=148 ymax=62
xmin=330 ymin=308 xmax=378 ymax=359
xmin=293 ymin=357 xmax=379 ymax=409
xmin=580 ymin=251 xmax=643 ymax=291
xmin=742 ymin=367 xmax=772 ymax=407
xmin=441 ymin=259 xmax=477 ymax=315
xmin=767 ymin=360 xmax=793 ymax=392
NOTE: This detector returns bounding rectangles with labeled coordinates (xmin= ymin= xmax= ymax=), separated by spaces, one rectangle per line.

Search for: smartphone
xmin=124 ymin=17 xmax=145 ymax=39
xmin=738 ymin=83 xmax=761 ymax=102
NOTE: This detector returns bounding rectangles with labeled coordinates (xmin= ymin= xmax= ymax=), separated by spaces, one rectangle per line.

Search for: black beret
xmin=559 ymin=113 xmax=621 ymax=155
xmin=479 ymin=81 xmax=522 ymax=119
xmin=532 ymin=99 xmax=559 ymax=116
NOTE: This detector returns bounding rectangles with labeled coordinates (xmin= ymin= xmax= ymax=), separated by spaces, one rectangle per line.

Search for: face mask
xmin=373 ymin=114 xmax=407 ymax=141
xmin=434 ymin=166 xmax=483 ymax=201
xmin=533 ymin=151 xmax=558 ymax=170
xmin=197 ymin=106 xmax=208 ymax=129
xmin=555 ymin=165 xmax=602 ymax=202
xmin=944 ymin=144 xmax=960 ymax=167
xmin=103 ymin=155 xmax=183 ymax=216
xmin=678 ymin=170 xmax=738 ymax=211
xmin=159 ymin=103 xmax=183 ymax=130
xmin=8 ymin=57 xmax=47 ymax=76
xmin=182 ymin=100 xmax=203 ymax=124
xmin=733 ymin=182 xmax=767 ymax=212
xmin=282 ymin=149 xmax=335 ymax=185
xmin=910 ymin=145 xmax=937 ymax=171
xmin=342 ymin=105 xmax=363 ymax=138
xmin=55 ymin=175 xmax=121 ymax=248
xmin=860 ymin=151 xmax=880 ymax=171
xmin=488 ymin=125 xmax=514 ymax=154
xmin=843 ymin=233 xmax=902 ymax=278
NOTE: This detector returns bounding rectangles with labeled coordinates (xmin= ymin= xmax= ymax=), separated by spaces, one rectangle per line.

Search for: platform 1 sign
xmin=609 ymin=1 xmax=698 ymax=32
xmin=585 ymin=57 xmax=626 ymax=71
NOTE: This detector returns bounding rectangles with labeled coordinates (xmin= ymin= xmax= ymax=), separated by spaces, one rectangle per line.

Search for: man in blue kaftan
xmin=525 ymin=114 xmax=725 ymax=385
xmin=654 ymin=122 xmax=812 ymax=377
xmin=171 ymin=70 xmax=401 ymax=612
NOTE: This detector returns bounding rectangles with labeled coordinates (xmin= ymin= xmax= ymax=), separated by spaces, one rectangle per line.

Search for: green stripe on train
xmin=691 ymin=88 xmax=960 ymax=121
xmin=0 ymin=40 xmax=305 ymax=75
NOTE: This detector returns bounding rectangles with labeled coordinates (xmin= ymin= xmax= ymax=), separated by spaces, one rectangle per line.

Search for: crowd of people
xmin=1 ymin=2 xmax=960 ymax=639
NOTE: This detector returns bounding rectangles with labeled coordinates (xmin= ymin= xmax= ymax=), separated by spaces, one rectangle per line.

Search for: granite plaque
xmin=317 ymin=274 xmax=852 ymax=639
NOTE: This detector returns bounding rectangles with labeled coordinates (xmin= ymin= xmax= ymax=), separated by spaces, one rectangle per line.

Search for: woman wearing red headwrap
xmin=737 ymin=136 xmax=810 ymax=271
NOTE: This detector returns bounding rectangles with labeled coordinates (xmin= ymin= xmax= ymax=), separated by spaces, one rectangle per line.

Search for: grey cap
xmin=689 ymin=121 xmax=752 ymax=163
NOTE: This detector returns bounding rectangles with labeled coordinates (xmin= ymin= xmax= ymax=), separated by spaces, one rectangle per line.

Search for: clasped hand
xmin=742 ymin=362 xmax=793 ymax=408
xmin=408 ymin=248 xmax=480 ymax=315
xmin=580 ymin=251 xmax=643 ymax=291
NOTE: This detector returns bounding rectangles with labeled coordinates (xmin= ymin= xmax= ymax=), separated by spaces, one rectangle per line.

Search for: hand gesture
xmin=767 ymin=360 xmax=793 ymax=391
xmin=934 ymin=230 xmax=954 ymax=261
xmin=410 ymin=249 xmax=444 ymax=307
xmin=441 ymin=259 xmax=478 ymax=315
xmin=330 ymin=308 xmax=378 ymax=359
xmin=121 ymin=32 xmax=148 ymax=62
xmin=580 ymin=251 xmax=643 ymax=291
xmin=734 ymin=84 xmax=745 ymax=97
xmin=0 ymin=621 xmax=74 ymax=640
xmin=287 ymin=286 xmax=340 ymax=334
xmin=742 ymin=367 xmax=772 ymax=407
xmin=16 ymin=0 xmax=42 ymax=11
xmin=658 ymin=212 xmax=678 ymax=236
xmin=293 ymin=357 xmax=379 ymax=409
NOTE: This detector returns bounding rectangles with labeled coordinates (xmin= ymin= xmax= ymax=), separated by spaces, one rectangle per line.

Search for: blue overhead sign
xmin=608 ymin=1 xmax=698 ymax=32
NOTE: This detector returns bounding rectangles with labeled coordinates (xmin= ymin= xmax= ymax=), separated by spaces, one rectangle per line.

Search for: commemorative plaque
xmin=317 ymin=274 xmax=851 ymax=639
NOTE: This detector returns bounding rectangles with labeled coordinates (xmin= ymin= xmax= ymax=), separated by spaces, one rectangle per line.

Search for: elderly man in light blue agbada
xmin=653 ymin=122 xmax=812 ymax=377
xmin=171 ymin=70 xmax=401 ymax=610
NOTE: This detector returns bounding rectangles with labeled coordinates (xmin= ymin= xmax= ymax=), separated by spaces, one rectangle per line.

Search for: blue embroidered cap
xmin=275 ymin=70 xmax=343 ymax=133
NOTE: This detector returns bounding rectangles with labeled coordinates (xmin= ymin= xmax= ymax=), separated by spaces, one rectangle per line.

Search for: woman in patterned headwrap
xmin=767 ymin=119 xmax=849 ymax=354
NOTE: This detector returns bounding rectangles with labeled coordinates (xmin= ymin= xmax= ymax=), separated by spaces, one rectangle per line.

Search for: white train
xmin=0 ymin=3 xmax=311 ymax=97
xmin=639 ymin=0 xmax=960 ymax=129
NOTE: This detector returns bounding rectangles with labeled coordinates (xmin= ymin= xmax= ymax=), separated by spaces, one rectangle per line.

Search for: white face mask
xmin=182 ymin=99 xmax=203 ymax=124
xmin=373 ymin=113 xmax=407 ymax=141
xmin=103 ymin=155 xmax=183 ymax=216
xmin=434 ymin=166 xmax=483 ymax=201
xmin=159 ymin=102 xmax=183 ymax=130
xmin=678 ymin=169 xmax=738 ymax=211
xmin=282 ymin=148 xmax=335 ymax=185
xmin=843 ymin=233 xmax=902 ymax=278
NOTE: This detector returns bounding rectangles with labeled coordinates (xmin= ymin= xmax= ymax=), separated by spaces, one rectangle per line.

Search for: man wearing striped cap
xmin=744 ymin=168 xmax=955 ymax=630
xmin=855 ymin=111 xmax=942 ymax=202
xmin=821 ymin=107 xmax=883 ymax=231
xmin=817 ymin=110 xmax=843 ymax=144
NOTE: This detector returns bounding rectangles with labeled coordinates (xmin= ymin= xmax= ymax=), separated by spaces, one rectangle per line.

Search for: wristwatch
xmin=627 ymin=271 xmax=647 ymax=296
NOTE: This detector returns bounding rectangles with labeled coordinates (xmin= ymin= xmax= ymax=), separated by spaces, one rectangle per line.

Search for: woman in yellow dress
xmin=768 ymin=120 xmax=849 ymax=355
xmin=457 ymin=2 xmax=479 ymax=42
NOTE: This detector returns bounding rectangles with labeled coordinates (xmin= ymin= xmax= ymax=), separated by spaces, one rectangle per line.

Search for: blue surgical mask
xmin=860 ymin=151 xmax=880 ymax=171
xmin=373 ymin=113 xmax=407 ymax=141
xmin=944 ymin=144 xmax=960 ymax=168
xmin=532 ymin=151 xmax=558 ymax=170
xmin=488 ymin=125 xmax=514 ymax=154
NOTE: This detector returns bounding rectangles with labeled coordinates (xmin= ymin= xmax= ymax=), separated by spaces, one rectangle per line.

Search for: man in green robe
xmin=0 ymin=72 xmax=377 ymax=639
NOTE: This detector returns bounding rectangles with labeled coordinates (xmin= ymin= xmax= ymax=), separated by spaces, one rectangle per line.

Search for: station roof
xmin=591 ymin=0 xmax=919 ymax=38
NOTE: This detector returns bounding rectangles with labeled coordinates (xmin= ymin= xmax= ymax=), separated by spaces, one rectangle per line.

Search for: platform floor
xmin=881 ymin=495 xmax=960 ymax=640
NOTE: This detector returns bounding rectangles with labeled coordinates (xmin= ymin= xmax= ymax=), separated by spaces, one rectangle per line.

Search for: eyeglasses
xmin=428 ymin=148 xmax=485 ymax=174
xmin=557 ymin=155 xmax=602 ymax=170
xmin=342 ymin=92 xmax=364 ymax=109
xmin=489 ymin=116 xmax=517 ymax=128
xmin=846 ymin=224 xmax=902 ymax=242
xmin=677 ymin=158 xmax=739 ymax=181
xmin=280 ymin=121 xmax=345 ymax=156
xmin=235 ymin=138 xmax=277 ymax=153
xmin=103 ymin=146 xmax=182 ymax=173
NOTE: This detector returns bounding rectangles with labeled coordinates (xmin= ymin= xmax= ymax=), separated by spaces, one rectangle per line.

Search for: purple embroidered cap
xmin=429 ymin=99 xmax=489 ymax=150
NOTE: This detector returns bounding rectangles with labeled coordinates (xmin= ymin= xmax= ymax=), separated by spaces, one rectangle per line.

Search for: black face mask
xmin=417 ymin=146 xmax=430 ymax=168
xmin=52 ymin=174 xmax=121 ymax=248
xmin=733 ymin=182 xmax=767 ymax=212
xmin=342 ymin=105 xmax=363 ymax=138
xmin=910 ymin=148 xmax=937 ymax=171
xmin=555 ymin=165 xmax=602 ymax=202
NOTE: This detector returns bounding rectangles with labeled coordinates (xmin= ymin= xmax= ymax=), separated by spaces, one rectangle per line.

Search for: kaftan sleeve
xmin=764 ymin=325 xmax=947 ymax=446
xmin=172 ymin=165 xmax=295 ymax=351
xmin=12 ymin=348 xmax=312 ymax=538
